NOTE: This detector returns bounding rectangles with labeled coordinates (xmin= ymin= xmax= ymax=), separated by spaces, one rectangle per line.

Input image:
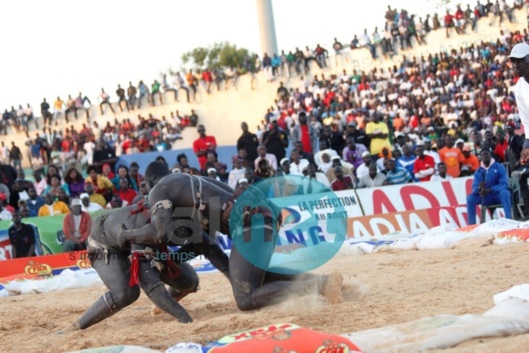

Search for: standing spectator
xmin=9 ymin=141 xmax=22 ymax=170
xmin=174 ymin=72 xmax=190 ymax=102
xmin=397 ymin=144 xmax=417 ymax=178
xmin=462 ymin=145 xmax=480 ymax=174
xmin=466 ymin=150 xmax=511 ymax=224
xmin=288 ymin=149 xmax=309 ymax=175
xmin=53 ymin=96 xmax=65 ymax=124
xmin=64 ymin=95 xmax=77 ymax=122
xmin=8 ymin=211 xmax=35 ymax=258
xmin=38 ymin=193 xmax=69 ymax=217
xmin=98 ymin=88 xmax=114 ymax=115
xmin=151 ymin=80 xmax=164 ymax=105
xmin=228 ymin=156 xmax=246 ymax=189
xmin=333 ymin=37 xmax=349 ymax=67
xmin=262 ymin=120 xmax=289 ymax=163
xmin=75 ymin=93 xmax=90 ymax=121
xmin=193 ymin=125 xmax=217 ymax=171
xmin=510 ymin=43 xmax=529 ymax=165
xmin=62 ymin=198 xmax=92 ymax=252
xmin=127 ymin=82 xmax=137 ymax=109
xmin=365 ymin=114 xmax=391 ymax=157
xmin=439 ymin=136 xmax=465 ymax=178
xmin=93 ymin=140 xmax=117 ymax=171
xmin=0 ymin=141 xmax=9 ymax=164
xmin=493 ymin=130 xmax=508 ymax=163
xmin=290 ymin=112 xmax=318 ymax=155
xmin=413 ymin=145 xmax=436 ymax=182
xmin=320 ymin=127 xmax=344 ymax=156
xmin=137 ymin=80 xmax=152 ymax=108
xmin=254 ymin=144 xmax=278 ymax=171
xmin=40 ymin=98 xmax=52 ymax=126
xmin=262 ymin=53 xmax=273 ymax=82
xmin=314 ymin=44 xmax=328 ymax=68
xmin=116 ymin=84 xmax=130 ymax=111
xmin=186 ymin=70 xmax=197 ymax=101
xmin=237 ymin=122 xmax=259 ymax=163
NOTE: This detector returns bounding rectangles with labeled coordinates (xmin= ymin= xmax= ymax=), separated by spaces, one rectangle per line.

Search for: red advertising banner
xmin=355 ymin=177 xmax=473 ymax=215
xmin=347 ymin=206 xmax=470 ymax=238
xmin=0 ymin=251 xmax=90 ymax=282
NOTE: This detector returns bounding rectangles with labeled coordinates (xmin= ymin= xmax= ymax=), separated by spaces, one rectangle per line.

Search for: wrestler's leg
xmin=230 ymin=222 xmax=342 ymax=310
xmin=138 ymin=259 xmax=193 ymax=323
xmin=76 ymin=250 xmax=140 ymax=329
xmin=160 ymin=262 xmax=199 ymax=301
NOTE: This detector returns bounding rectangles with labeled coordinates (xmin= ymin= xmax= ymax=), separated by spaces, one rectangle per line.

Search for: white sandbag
xmin=3 ymin=269 xmax=102 ymax=296
xmin=423 ymin=224 xmax=460 ymax=236
xmin=493 ymin=283 xmax=529 ymax=304
xmin=415 ymin=231 xmax=476 ymax=250
xmin=338 ymin=242 xmax=367 ymax=256
xmin=343 ymin=314 xmax=529 ymax=353
xmin=356 ymin=242 xmax=378 ymax=254
xmin=389 ymin=236 xmax=419 ymax=250
xmin=484 ymin=298 xmax=529 ymax=321
xmin=68 ymin=345 xmax=161 ymax=353
xmin=165 ymin=342 xmax=202 ymax=353
xmin=472 ymin=219 xmax=521 ymax=236
xmin=0 ymin=285 xmax=7 ymax=298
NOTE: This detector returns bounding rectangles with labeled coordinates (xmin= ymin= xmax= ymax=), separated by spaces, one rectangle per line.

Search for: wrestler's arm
xmin=119 ymin=209 xmax=172 ymax=245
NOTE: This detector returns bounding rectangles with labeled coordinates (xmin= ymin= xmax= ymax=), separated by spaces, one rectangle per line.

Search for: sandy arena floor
xmin=1 ymin=240 xmax=529 ymax=353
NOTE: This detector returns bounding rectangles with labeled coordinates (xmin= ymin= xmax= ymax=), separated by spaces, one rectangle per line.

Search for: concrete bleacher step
xmin=7 ymin=8 xmax=528 ymax=169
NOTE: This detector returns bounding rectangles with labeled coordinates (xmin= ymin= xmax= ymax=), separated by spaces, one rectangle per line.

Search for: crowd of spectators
xmin=2 ymin=0 xmax=529 ymax=258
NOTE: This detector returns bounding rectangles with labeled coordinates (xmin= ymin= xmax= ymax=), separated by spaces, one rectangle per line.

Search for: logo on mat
xmin=229 ymin=175 xmax=347 ymax=275
xmin=25 ymin=262 xmax=52 ymax=276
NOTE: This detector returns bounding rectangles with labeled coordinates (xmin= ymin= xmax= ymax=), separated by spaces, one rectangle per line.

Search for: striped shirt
xmin=386 ymin=167 xmax=413 ymax=185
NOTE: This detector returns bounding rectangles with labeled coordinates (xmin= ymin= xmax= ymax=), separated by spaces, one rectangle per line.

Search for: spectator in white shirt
xmin=254 ymin=144 xmax=278 ymax=171
xmin=80 ymin=193 xmax=103 ymax=213
xmin=288 ymin=149 xmax=309 ymax=175
xmin=430 ymin=162 xmax=453 ymax=181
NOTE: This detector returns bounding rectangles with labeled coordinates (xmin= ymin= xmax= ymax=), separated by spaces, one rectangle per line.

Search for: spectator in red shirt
xmin=413 ymin=145 xmax=436 ymax=182
xmin=331 ymin=166 xmax=354 ymax=191
xmin=193 ymin=125 xmax=217 ymax=170
xmin=444 ymin=10 xmax=461 ymax=38
xmin=493 ymin=130 xmax=508 ymax=163
xmin=117 ymin=178 xmax=137 ymax=206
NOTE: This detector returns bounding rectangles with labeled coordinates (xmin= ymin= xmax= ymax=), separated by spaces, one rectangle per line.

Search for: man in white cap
xmin=509 ymin=42 xmax=529 ymax=164
xmin=80 ymin=192 xmax=103 ymax=213
xmin=356 ymin=151 xmax=377 ymax=179
xmin=62 ymin=198 xmax=92 ymax=252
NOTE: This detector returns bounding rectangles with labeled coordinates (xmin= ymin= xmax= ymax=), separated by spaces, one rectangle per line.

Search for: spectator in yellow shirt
xmin=38 ymin=193 xmax=69 ymax=217
xmin=85 ymin=165 xmax=114 ymax=203
xmin=365 ymin=114 xmax=391 ymax=156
